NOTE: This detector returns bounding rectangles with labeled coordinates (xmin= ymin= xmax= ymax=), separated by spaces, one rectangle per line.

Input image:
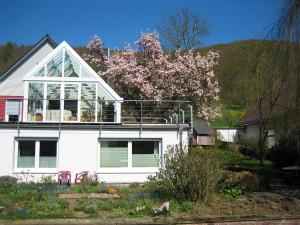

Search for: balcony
xmin=0 ymin=98 xmax=193 ymax=126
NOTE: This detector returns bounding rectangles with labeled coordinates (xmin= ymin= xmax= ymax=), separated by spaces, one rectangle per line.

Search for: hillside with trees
xmin=0 ymin=39 xmax=276 ymax=109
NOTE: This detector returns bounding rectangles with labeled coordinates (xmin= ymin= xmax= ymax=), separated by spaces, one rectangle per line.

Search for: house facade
xmin=0 ymin=35 xmax=190 ymax=183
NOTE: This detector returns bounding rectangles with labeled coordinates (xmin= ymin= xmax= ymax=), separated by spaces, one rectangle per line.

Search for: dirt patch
xmin=204 ymin=192 xmax=300 ymax=218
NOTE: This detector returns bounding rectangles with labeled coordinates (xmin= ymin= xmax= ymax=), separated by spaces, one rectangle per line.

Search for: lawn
xmin=211 ymin=105 xmax=246 ymax=128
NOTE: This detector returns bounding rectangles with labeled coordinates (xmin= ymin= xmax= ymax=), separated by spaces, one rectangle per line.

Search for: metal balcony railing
xmin=0 ymin=98 xmax=193 ymax=126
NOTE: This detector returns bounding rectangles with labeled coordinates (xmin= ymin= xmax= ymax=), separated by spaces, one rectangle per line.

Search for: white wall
xmin=216 ymin=129 xmax=237 ymax=143
xmin=245 ymin=124 xmax=259 ymax=139
xmin=0 ymin=127 xmax=188 ymax=183
xmin=0 ymin=43 xmax=54 ymax=96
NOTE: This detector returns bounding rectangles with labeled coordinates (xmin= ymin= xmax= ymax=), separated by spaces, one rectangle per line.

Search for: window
xmin=47 ymin=51 xmax=63 ymax=77
xmin=64 ymin=52 xmax=80 ymax=77
xmin=16 ymin=140 xmax=57 ymax=169
xmin=64 ymin=84 xmax=78 ymax=121
xmin=46 ymin=84 xmax=61 ymax=121
xmin=17 ymin=141 xmax=35 ymax=168
xmin=81 ymin=83 xmax=96 ymax=122
xmin=132 ymin=141 xmax=159 ymax=167
xmin=39 ymin=141 xmax=57 ymax=168
xmin=28 ymin=83 xmax=44 ymax=122
xmin=97 ymin=84 xmax=115 ymax=122
xmin=100 ymin=141 xmax=128 ymax=167
xmin=99 ymin=140 xmax=160 ymax=168
xmin=6 ymin=100 xmax=21 ymax=122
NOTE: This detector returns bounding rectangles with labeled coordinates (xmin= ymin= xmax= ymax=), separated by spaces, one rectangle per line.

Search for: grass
xmin=211 ymin=106 xmax=246 ymax=128
xmin=201 ymin=148 xmax=273 ymax=170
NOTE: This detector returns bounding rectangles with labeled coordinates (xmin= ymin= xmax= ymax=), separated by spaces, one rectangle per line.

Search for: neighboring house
xmin=0 ymin=35 xmax=190 ymax=183
xmin=216 ymin=128 xmax=237 ymax=143
xmin=237 ymin=103 xmax=276 ymax=148
xmin=192 ymin=121 xmax=215 ymax=146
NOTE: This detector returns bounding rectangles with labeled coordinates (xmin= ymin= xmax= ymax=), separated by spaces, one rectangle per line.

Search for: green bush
xmin=84 ymin=201 xmax=98 ymax=214
xmin=146 ymin=145 xmax=224 ymax=204
xmin=0 ymin=176 xmax=17 ymax=189
xmin=219 ymin=182 xmax=246 ymax=200
xmin=180 ymin=201 xmax=193 ymax=212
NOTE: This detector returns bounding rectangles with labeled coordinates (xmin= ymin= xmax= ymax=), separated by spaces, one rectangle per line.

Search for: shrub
xmin=267 ymin=136 xmax=299 ymax=169
xmin=129 ymin=182 xmax=141 ymax=189
xmin=0 ymin=176 xmax=17 ymax=189
xmin=219 ymin=182 xmax=246 ymax=200
xmin=223 ymin=171 xmax=260 ymax=191
xmin=40 ymin=175 xmax=56 ymax=185
xmin=145 ymin=145 xmax=224 ymax=204
xmin=84 ymin=201 xmax=98 ymax=214
xmin=180 ymin=201 xmax=193 ymax=212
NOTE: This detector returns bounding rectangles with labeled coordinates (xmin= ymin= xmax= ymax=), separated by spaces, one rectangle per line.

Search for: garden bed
xmin=58 ymin=193 xmax=119 ymax=199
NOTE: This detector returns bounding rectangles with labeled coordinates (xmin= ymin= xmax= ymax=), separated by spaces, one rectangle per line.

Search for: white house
xmin=0 ymin=35 xmax=190 ymax=183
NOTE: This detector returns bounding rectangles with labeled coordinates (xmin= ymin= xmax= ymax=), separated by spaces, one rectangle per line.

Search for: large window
xmin=100 ymin=141 xmax=128 ymax=167
xmin=99 ymin=140 xmax=160 ymax=168
xmin=64 ymin=84 xmax=78 ymax=121
xmin=46 ymin=84 xmax=61 ymax=121
xmin=39 ymin=141 xmax=57 ymax=168
xmin=16 ymin=140 xmax=57 ymax=169
xmin=47 ymin=51 xmax=63 ymax=77
xmin=81 ymin=83 xmax=96 ymax=122
xmin=17 ymin=141 xmax=35 ymax=168
xmin=28 ymin=83 xmax=44 ymax=122
xmin=25 ymin=49 xmax=118 ymax=123
xmin=132 ymin=141 xmax=159 ymax=167
xmin=97 ymin=84 xmax=115 ymax=122
xmin=64 ymin=52 xmax=80 ymax=77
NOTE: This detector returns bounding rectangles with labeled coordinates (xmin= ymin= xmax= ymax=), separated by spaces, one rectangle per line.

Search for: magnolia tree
xmin=83 ymin=33 xmax=220 ymax=121
xmin=82 ymin=35 xmax=107 ymax=74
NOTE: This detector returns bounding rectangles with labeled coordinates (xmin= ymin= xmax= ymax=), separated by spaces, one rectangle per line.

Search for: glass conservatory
xmin=23 ymin=44 xmax=122 ymax=123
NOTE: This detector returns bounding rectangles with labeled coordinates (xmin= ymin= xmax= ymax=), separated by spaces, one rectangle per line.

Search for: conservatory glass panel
xmin=97 ymin=84 xmax=115 ymax=122
xmin=17 ymin=141 xmax=35 ymax=168
xmin=46 ymin=51 xmax=63 ymax=77
xmin=46 ymin=84 xmax=61 ymax=121
xmin=132 ymin=141 xmax=159 ymax=167
xmin=100 ymin=141 xmax=128 ymax=167
xmin=33 ymin=67 xmax=45 ymax=77
xmin=39 ymin=141 xmax=57 ymax=168
xmin=28 ymin=83 xmax=44 ymax=122
xmin=64 ymin=84 xmax=78 ymax=121
xmin=81 ymin=68 xmax=94 ymax=79
xmin=81 ymin=83 xmax=96 ymax=122
xmin=64 ymin=52 xmax=80 ymax=77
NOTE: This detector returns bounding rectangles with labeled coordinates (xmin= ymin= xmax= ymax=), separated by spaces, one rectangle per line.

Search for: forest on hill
xmin=0 ymin=39 xmax=271 ymax=110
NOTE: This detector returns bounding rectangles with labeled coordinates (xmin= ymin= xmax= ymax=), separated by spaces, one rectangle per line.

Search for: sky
xmin=0 ymin=0 xmax=284 ymax=48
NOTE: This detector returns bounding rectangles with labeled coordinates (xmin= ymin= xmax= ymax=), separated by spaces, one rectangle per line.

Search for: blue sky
xmin=0 ymin=0 xmax=283 ymax=48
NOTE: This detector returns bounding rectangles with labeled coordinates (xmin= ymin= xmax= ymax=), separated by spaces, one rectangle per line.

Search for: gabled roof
xmin=0 ymin=34 xmax=57 ymax=81
xmin=238 ymin=95 xmax=290 ymax=126
xmin=23 ymin=41 xmax=122 ymax=101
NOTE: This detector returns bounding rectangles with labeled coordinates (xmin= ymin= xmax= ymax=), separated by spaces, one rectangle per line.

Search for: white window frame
xmin=98 ymin=138 xmax=161 ymax=174
xmin=5 ymin=99 xmax=22 ymax=122
xmin=14 ymin=138 xmax=59 ymax=173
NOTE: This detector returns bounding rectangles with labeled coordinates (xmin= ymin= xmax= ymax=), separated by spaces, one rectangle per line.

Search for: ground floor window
xmin=100 ymin=141 xmax=128 ymax=167
xmin=132 ymin=141 xmax=159 ymax=167
xmin=99 ymin=140 xmax=160 ymax=168
xmin=16 ymin=139 xmax=57 ymax=169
